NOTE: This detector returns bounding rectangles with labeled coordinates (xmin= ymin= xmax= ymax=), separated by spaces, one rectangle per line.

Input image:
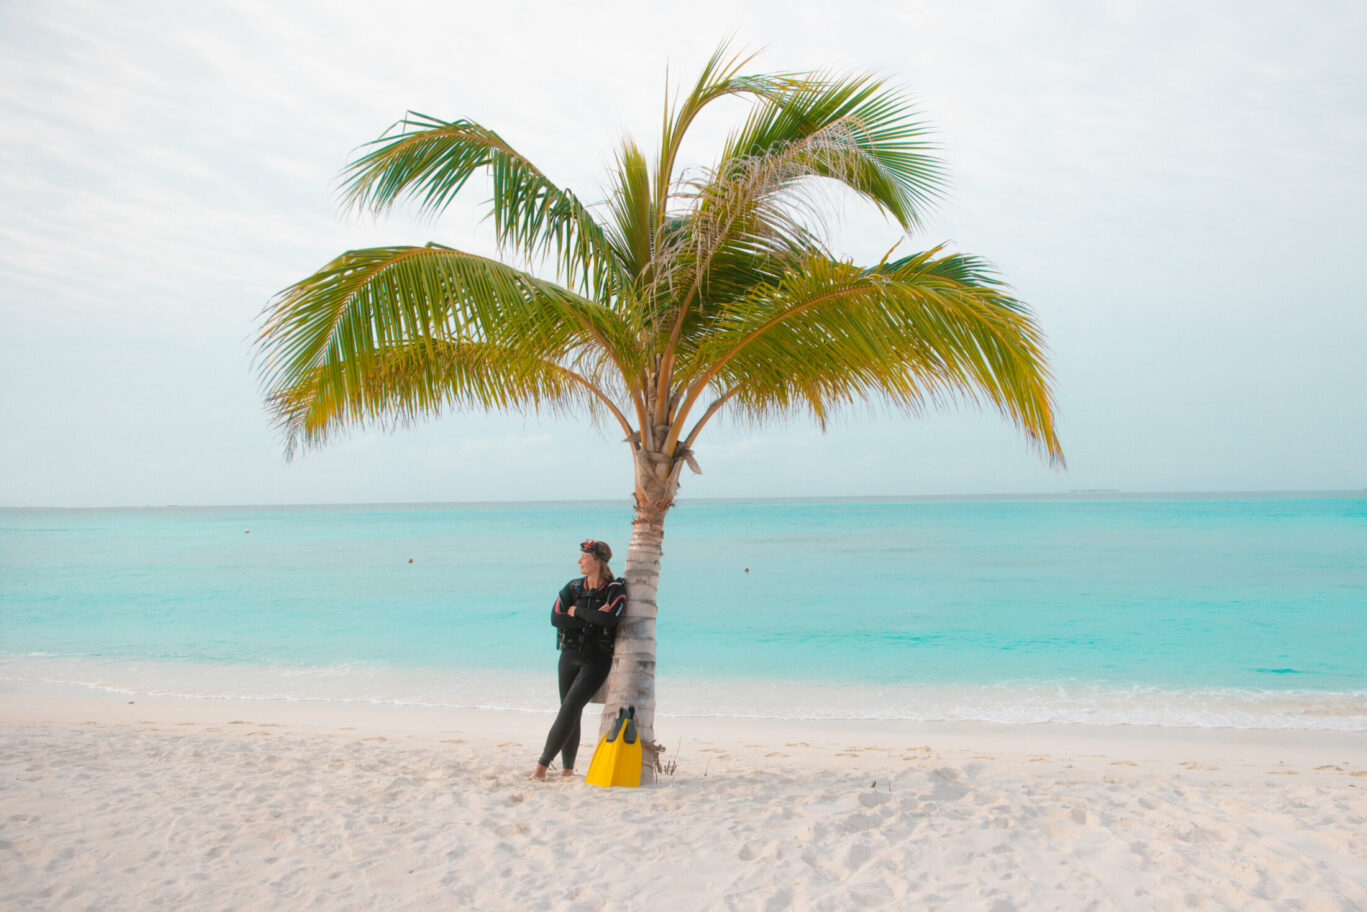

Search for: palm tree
xmin=255 ymin=45 xmax=1063 ymax=782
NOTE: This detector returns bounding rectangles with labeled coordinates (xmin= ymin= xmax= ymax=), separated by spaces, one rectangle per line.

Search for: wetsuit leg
xmin=538 ymin=649 xmax=611 ymax=769
xmin=556 ymin=650 xmax=585 ymax=769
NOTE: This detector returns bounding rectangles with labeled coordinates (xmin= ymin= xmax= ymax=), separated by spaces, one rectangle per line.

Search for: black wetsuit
xmin=537 ymin=576 xmax=627 ymax=770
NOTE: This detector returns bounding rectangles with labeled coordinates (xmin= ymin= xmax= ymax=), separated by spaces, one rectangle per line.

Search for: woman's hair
xmin=581 ymin=539 xmax=614 ymax=582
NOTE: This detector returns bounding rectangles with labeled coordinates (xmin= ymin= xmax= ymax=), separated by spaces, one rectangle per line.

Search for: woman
xmin=530 ymin=538 xmax=627 ymax=780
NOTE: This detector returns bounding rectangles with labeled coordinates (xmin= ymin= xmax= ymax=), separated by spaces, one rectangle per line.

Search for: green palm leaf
xmin=256 ymin=244 xmax=634 ymax=454
xmin=654 ymin=42 xmax=800 ymax=217
xmin=674 ymin=249 xmax=1062 ymax=464
xmin=339 ymin=113 xmax=625 ymax=298
xmin=604 ymin=139 xmax=656 ymax=282
xmin=645 ymin=68 xmax=945 ymax=395
xmin=721 ymin=72 xmax=945 ymax=230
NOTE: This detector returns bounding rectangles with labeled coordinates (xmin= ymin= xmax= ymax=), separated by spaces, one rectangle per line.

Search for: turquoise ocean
xmin=2 ymin=494 xmax=1364 ymax=730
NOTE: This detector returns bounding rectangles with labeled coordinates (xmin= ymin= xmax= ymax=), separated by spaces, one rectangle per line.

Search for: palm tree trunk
xmin=598 ymin=449 xmax=679 ymax=784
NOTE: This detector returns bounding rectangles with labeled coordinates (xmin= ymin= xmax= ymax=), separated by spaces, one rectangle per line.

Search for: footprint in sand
xmin=737 ymin=841 xmax=768 ymax=861
xmin=840 ymin=812 xmax=884 ymax=833
xmin=845 ymin=841 xmax=874 ymax=868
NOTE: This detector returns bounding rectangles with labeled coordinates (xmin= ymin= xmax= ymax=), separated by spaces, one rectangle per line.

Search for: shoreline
xmin=6 ymin=691 xmax=1367 ymax=767
xmin=6 ymin=658 xmax=1365 ymax=733
xmin=5 ymin=692 xmax=1367 ymax=909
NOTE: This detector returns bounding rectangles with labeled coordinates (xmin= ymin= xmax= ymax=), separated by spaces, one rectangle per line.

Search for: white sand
xmin=3 ymin=694 xmax=1367 ymax=911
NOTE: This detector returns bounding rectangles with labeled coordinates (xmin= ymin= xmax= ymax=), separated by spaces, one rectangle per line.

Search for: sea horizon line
xmin=2 ymin=488 xmax=1363 ymax=513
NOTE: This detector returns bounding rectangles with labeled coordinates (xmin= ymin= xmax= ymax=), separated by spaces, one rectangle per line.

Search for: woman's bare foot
xmin=529 ymin=763 xmax=549 ymax=780
xmin=560 ymin=768 xmax=576 ymax=778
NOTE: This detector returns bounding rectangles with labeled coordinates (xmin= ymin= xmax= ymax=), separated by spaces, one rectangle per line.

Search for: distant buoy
xmin=744 ymin=567 xmax=749 ymax=573
xmin=244 ymin=529 xmax=251 ymax=534
xmin=408 ymin=558 xmax=414 ymax=563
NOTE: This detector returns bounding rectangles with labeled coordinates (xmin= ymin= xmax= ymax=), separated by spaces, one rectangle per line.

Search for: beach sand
xmin=3 ymin=694 xmax=1366 ymax=910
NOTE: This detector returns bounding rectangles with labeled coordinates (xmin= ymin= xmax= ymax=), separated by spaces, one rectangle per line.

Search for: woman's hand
xmin=567 ymin=605 xmax=576 ymax=617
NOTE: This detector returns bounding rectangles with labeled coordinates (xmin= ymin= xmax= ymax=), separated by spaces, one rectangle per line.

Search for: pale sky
xmin=2 ymin=0 xmax=1364 ymax=507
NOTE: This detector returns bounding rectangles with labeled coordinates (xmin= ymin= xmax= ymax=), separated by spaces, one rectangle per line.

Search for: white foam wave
xmin=666 ymin=678 xmax=1367 ymax=731
xmin=3 ymin=655 xmax=1364 ymax=731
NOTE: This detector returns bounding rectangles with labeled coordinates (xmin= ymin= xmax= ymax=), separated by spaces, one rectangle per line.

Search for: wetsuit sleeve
xmin=551 ymin=581 xmax=581 ymax=629
xmin=577 ymin=579 xmax=627 ymax=630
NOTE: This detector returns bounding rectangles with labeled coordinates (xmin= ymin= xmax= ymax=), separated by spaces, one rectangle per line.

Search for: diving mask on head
xmin=580 ymin=539 xmax=612 ymax=562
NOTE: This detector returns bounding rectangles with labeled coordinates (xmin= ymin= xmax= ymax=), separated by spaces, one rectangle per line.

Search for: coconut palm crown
xmin=256 ymin=46 xmax=1063 ymax=782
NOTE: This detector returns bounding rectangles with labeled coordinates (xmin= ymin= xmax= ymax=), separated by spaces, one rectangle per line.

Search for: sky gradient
xmin=2 ymin=0 xmax=1364 ymax=507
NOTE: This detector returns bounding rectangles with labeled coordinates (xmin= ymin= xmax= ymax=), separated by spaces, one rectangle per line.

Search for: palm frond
xmin=648 ymin=83 xmax=940 ymax=371
xmin=651 ymin=120 xmax=859 ymax=318
xmin=721 ymin=73 xmax=945 ymax=230
xmin=256 ymin=244 xmax=635 ymax=454
xmin=655 ymin=41 xmax=800 ymax=217
xmin=267 ymin=339 xmax=595 ymax=454
xmin=672 ymin=250 xmax=1063 ymax=464
xmin=603 ymin=138 xmax=655 ymax=281
xmin=339 ymin=113 xmax=624 ymax=297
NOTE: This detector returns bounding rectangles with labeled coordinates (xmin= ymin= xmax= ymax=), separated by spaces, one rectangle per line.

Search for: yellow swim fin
xmin=585 ymin=706 xmax=641 ymax=788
